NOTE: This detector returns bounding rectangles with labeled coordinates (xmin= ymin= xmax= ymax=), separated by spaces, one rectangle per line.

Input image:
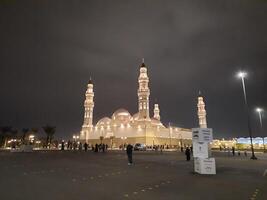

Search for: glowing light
xmin=29 ymin=135 xmax=35 ymax=139
xmin=256 ymin=107 xmax=263 ymax=113
xmin=237 ymin=71 xmax=247 ymax=79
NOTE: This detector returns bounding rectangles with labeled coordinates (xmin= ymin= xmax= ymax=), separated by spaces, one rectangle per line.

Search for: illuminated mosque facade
xmin=80 ymin=60 xmax=207 ymax=147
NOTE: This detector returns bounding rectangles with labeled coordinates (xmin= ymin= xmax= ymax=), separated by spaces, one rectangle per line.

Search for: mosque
xmin=79 ymin=60 xmax=208 ymax=147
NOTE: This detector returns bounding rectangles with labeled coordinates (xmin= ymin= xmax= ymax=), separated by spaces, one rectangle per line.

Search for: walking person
xmin=126 ymin=144 xmax=133 ymax=165
xmin=185 ymin=147 xmax=191 ymax=161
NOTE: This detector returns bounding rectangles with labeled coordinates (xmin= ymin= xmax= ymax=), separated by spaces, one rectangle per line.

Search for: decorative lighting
xmin=237 ymin=71 xmax=247 ymax=79
xmin=256 ymin=107 xmax=263 ymax=113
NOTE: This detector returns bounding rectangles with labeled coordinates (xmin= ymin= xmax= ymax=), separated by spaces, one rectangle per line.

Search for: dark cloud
xmin=0 ymin=0 xmax=266 ymax=139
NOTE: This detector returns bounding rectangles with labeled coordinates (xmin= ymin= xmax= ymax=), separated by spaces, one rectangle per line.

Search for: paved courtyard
xmin=0 ymin=150 xmax=266 ymax=200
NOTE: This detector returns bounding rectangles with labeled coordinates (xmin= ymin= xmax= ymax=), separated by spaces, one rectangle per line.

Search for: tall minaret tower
xmin=81 ymin=78 xmax=94 ymax=140
xmin=138 ymin=59 xmax=150 ymax=120
xmin=197 ymin=91 xmax=207 ymax=128
xmin=153 ymin=102 xmax=160 ymax=121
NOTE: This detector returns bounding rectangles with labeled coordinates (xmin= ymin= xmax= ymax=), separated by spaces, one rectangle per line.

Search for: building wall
xmin=85 ymin=137 xmax=192 ymax=148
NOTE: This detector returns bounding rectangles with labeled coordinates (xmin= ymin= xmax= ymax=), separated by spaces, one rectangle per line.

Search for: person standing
xmin=105 ymin=144 xmax=108 ymax=151
xmin=232 ymin=146 xmax=235 ymax=156
xmin=61 ymin=141 xmax=65 ymax=151
xmin=185 ymin=147 xmax=191 ymax=161
xmin=78 ymin=142 xmax=83 ymax=151
xmin=126 ymin=144 xmax=133 ymax=165
xmin=84 ymin=142 xmax=88 ymax=151
xmin=94 ymin=143 xmax=98 ymax=152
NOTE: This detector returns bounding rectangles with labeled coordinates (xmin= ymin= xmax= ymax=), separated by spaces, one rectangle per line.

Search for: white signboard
xmin=193 ymin=141 xmax=209 ymax=158
xmin=192 ymin=128 xmax=213 ymax=143
xmin=194 ymin=157 xmax=216 ymax=175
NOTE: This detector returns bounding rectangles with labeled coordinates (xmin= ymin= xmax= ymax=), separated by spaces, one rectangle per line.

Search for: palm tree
xmin=22 ymin=128 xmax=29 ymax=144
xmin=0 ymin=126 xmax=12 ymax=147
xmin=42 ymin=125 xmax=56 ymax=148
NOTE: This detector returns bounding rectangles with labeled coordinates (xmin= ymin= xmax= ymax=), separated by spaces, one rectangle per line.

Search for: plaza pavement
xmin=0 ymin=150 xmax=266 ymax=200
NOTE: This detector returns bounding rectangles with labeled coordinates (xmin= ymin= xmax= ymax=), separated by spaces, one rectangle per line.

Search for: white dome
xmin=131 ymin=112 xmax=139 ymax=121
xmin=96 ymin=117 xmax=111 ymax=127
xmin=151 ymin=117 xmax=162 ymax=126
xmin=112 ymin=108 xmax=131 ymax=123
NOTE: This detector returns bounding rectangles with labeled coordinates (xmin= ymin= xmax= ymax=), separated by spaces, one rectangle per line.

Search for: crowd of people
xmin=219 ymin=145 xmax=248 ymax=157
xmin=60 ymin=140 xmax=109 ymax=152
xmin=61 ymin=140 xmax=249 ymax=165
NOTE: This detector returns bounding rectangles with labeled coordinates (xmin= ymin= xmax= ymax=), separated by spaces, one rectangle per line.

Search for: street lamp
xmin=236 ymin=71 xmax=257 ymax=159
xmin=256 ymin=108 xmax=265 ymax=151
xmin=73 ymin=135 xmax=79 ymax=141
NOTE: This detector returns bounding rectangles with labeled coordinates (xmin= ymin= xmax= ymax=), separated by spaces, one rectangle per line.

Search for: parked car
xmin=134 ymin=143 xmax=146 ymax=151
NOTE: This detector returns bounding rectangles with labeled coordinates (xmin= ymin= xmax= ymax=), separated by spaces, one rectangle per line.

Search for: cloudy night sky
xmin=0 ymin=0 xmax=266 ymax=140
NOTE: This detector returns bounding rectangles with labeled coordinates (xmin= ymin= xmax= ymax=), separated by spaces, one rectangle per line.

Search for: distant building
xmin=80 ymin=60 xmax=207 ymax=147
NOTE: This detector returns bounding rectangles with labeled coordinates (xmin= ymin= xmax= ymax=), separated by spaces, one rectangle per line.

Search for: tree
xmin=0 ymin=126 xmax=12 ymax=147
xmin=42 ymin=125 xmax=56 ymax=148
xmin=22 ymin=128 xmax=29 ymax=144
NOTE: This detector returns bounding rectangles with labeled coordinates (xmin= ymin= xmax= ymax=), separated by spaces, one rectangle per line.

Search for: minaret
xmin=82 ymin=78 xmax=94 ymax=140
xmin=197 ymin=91 xmax=207 ymax=128
xmin=138 ymin=59 xmax=150 ymax=120
xmin=153 ymin=102 xmax=160 ymax=121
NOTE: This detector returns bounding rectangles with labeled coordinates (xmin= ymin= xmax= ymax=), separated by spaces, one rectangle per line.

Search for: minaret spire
xmin=153 ymin=103 xmax=160 ymax=121
xmin=137 ymin=60 xmax=150 ymax=120
xmin=80 ymin=79 xmax=95 ymax=141
xmin=197 ymin=92 xmax=207 ymax=128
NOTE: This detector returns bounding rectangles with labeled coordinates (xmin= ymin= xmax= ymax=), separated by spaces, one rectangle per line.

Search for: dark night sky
xmin=0 ymin=0 xmax=267 ymax=140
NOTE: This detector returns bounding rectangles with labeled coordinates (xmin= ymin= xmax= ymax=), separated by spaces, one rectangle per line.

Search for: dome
xmin=151 ymin=117 xmax=161 ymax=124
xmin=131 ymin=112 xmax=139 ymax=121
xmin=151 ymin=117 xmax=162 ymax=126
xmin=96 ymin=117 xmax=111 ymax=127
xmin=112 ymin=108 xmax=131 ymax=122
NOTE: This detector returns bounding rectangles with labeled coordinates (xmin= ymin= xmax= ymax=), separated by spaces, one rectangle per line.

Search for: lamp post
xmin=73 ymin=135 xmax=79 ymax=142
xmin=237 ymin=71 xmax=257 ymax=159
xmin=256 ymin=108 xmax=265 ymax=151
